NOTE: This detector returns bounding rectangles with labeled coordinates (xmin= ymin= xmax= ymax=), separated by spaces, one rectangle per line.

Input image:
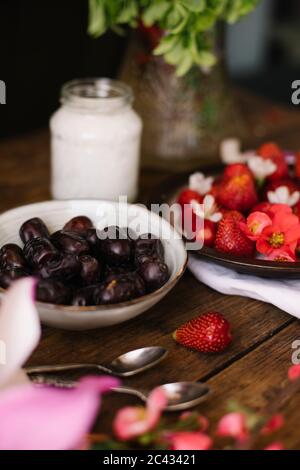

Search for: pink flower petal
xmin=247 ymin=212 xmax=272 ymax=237
xmin=147 ymin=387 xmax=167 ymax=428
xmin=169 ymin=432 xmax=212 ymax=450
xmin=288 ymin=364 xmax=300 ymax=381
xmin=261 ymin=414 xmax=284 ymax=435
xmin=0 ymin=375 xmax=118 ymax=450
xmin=114 ymin=387 xmax=167 ymax=441
xmin=264 ymin=441 xmax=284 ymax=450
xmin=0 ymin=278 xmax=41 ymax=388
xmin=216 ymin=412 xmax=248 ymax=443
xmin=114 ymin=406 xmax=148 ymax=441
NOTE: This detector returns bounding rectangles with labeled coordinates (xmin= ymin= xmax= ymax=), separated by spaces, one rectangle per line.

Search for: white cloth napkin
xmin=188 ymin=255 xmax=300 ymax=319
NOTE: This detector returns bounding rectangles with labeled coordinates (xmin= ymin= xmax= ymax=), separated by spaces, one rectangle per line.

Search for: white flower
xmin=189 ymin=172 xmax=213 ymax=195
xmin=191 ymin=195 xmax=223 ymax=223
xmin=247 ymin=155 xmax=276 ymax=179
xmin=267 ymin=186 xmax=300 ymax=206
xmin=220 ymin=138 xmax=246 ymax=164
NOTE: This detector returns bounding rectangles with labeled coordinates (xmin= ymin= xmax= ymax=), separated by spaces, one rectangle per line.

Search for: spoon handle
xmin=111 ymin=386 xmax=148 ymax=403
xmin=25 ymin=363 xmax=112 ymax=375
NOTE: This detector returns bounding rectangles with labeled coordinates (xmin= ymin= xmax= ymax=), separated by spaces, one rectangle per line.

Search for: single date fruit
xmin=138 ymin=260 xmax=169 ymax=292
xmin=23 ymin=237 xmax=58 ymax=268
xmin=85 ymin=228 xmax=102 ymax=257
xmin=0 ymin=244 xmax=27 ymax=270
xmin=63 ymin=216 xmax=93 ymax=235
xmin=20 ymin=217 xmax=50 ymax=244
xmin=36 ymin=280 xmax=71 ymax=305
xmin=100 ymin=228 xmax=132 ymax=266
xmin=135 ymin=234 xmax=164 ymax=264
xmin=94 ymin=278 xmax=136 ymax=305
xmin=79 ymin=255 xmax=102 ymax=285
xmin=105 ymin=272 xmax=146 ymax=297
xmin=39 ymin=253 xmax=80 ymax=281
xmin=51 ymin=230 xmax=90 ymax=256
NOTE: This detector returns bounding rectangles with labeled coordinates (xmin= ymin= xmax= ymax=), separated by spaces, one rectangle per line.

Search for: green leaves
xmin=224 ymin=0 xmax=261 ymax=23
xmin=88 ymin=0 xmax=261 ymax=75
xmin=178 ymin=0 xmax=206 ymax=12
xmin=142 ymin=1 xmax=171 ymax=26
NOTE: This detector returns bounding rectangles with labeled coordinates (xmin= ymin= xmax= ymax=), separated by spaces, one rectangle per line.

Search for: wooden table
xmin=2 ymin=91 xmax=300 ymax=449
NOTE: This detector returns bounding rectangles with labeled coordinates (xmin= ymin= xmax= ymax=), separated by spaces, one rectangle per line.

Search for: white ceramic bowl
xmin=0 ymin=200 xmax=187 ymax=330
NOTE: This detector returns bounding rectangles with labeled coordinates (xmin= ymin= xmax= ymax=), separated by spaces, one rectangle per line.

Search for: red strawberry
xmin=215 ymin=213 xmax=255 ymax=257
xmin=258 ymin=142 xmax=288 ymax=182
xmin=217 ymin=174 xmax=258 ymax=212
xmin=173 ymin=312 xmax=232 ymax=353
xmin=220 ymin=209 xmax=245 ymax=223
xmin=178 ymin=189 xmax=203 ymax=207
xmin=223 ymin=163 xmax=252 ymax=180
xmin=209 ymin=179 xmax=222 ymax=199
xmin=196 ymin=219 xmax=216 ymax=247
xmin=258 ymin=142 xmax=282 ymax=160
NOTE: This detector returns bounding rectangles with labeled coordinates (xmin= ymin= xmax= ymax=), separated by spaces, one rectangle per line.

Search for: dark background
xmin=0 ymin=0 xmax=299 ymax=138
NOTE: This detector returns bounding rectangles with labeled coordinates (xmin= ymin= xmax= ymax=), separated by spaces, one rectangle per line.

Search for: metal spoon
xmin=26 ymin=346 xmax=168 ymax=378
xmin=113 ymin=381 xmax=211 ymax=411
xmin=30 ymin=376 xmax=211 ymax=411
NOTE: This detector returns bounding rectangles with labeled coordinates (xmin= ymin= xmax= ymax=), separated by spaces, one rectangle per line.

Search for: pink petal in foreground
xmin=216 ymin=412 xmax=249 ymax=443
xmin=0 ymin=375 xmax=119 ymax=450
xmin=114 ymin=387 xmax=167 ymax=441
xmin=261 ymin=414 xmax=284 ymax=435
xmin=169 ymin=431 xmax=212 ymax=450
xmin=264 ymin=441 xmax=284 ymax=450
xmin=0 ymin=278 xmax=40 ymax=388
xmin=288 ymin=365 xmax=300 ymax=381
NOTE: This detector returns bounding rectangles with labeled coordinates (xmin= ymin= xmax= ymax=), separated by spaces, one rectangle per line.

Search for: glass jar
xmin=50 ymin=78 xmax=142 ymax=201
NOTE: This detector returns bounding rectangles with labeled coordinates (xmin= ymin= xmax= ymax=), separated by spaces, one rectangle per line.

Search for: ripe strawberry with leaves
xmin=215 ymin=211 xmax=255 ymax=257
xmin=173 ymin=312 xmax=232 ymax=353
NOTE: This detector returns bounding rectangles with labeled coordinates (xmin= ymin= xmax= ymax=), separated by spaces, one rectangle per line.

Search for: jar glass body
xmin=50 ymin=79 xmax=142 ymax=202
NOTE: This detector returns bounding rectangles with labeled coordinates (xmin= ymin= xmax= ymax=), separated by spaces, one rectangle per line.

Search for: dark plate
xmin=149 ymin=163 xmax=300 ymax=279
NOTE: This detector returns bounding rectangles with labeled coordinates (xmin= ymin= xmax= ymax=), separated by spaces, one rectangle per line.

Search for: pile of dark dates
xmin=0 ymin=216 xmax=170 ymax=306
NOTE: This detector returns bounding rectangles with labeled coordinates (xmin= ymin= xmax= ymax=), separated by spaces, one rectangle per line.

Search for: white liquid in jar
xmin=50 ymin=79 xmax=142 ymax=202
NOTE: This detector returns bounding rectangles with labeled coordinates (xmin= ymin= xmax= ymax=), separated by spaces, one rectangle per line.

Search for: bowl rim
xmin=0 ymin=199 xmax=188 ymax=312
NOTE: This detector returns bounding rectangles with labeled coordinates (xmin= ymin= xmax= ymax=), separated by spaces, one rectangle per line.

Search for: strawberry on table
xmin=173 ymin=312 xmax=232 ymax=353
xmin=215 ymin=210 xmax=255 ymax=257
